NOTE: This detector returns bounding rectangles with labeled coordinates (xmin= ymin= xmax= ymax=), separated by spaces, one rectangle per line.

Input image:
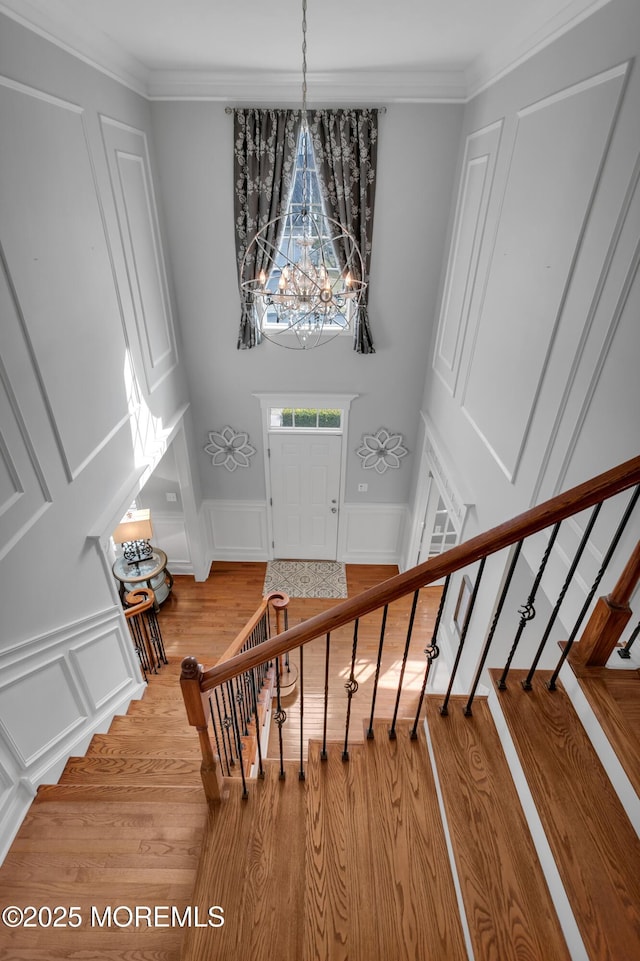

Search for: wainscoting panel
xmin=204 ymin=500 xmax=269 ymax=561
xmin=0 ymin=758 xmax=16 ymax=826
xmin=150 ymin=509 xmax=192 ymax=573
xmin=100 ymin=116 xmax=178 ymax=394
xmin=69 ymin=627 xmax=133 ymax=713
xmin=0 ymin=605 xmax=144 ymax=860
xmin=0 ymin=262 xmax=51 ymax=561
xmin=534 ymin=159 xmax=640 ymax=508
xmin=433 ymin=120 xmax=502 ymax=395
xmin=0 ymin=76 xmax=130 ymax=481
xmin=0 ymin=657 xmax=87 ymax=768
xmin=340 ymin=504 xmax=408 ymax=565
xmin=460 ymin=64 xmax=629 ymax=481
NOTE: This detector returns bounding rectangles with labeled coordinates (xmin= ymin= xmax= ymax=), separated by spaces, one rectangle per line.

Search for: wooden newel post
xmin=180 ymin=656 xmax=224 ymax=803
xmin=572 ymin=540 xmax=640 ymax=666
xmin=267 ymin=591 xmax=290 ymax=676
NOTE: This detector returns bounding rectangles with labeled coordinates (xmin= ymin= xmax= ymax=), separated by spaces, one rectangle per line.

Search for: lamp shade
xmin=112 ymin=509 xmax=153 ymax=544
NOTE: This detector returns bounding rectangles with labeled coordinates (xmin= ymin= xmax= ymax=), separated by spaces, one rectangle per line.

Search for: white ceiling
xmin=0 ymin=0 xmax=612 ymax=100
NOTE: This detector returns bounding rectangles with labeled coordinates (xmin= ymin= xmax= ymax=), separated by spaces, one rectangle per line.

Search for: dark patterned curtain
xmin=308 ymin=109 xmax=379 ymax=354
xmin=233 ymin=108 xmax=301 ymax=349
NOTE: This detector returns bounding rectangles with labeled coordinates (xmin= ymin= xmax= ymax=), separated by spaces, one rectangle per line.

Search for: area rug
xmin=263 ymin=560 xmax=348 ymax=599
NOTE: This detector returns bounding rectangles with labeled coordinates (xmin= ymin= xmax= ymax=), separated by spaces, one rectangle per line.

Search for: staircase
xmin=1 ymin=460 xmax=639 ymax=960
xmin=0 ymin=671 xmax=207 ymax=959
xmin=180 ymin=677 xmax=640 ymax=961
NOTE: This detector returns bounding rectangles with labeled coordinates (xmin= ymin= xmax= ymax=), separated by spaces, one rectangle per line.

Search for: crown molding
xmin=146 ymin=69 xmax=467 ymax=104
xmin=0 ymin=0 xmax=615 ymax=104
xmin=0 ymin=0 xmax=149 ymax=96
xmin=465 ymin=0 xmax=614 ymax=100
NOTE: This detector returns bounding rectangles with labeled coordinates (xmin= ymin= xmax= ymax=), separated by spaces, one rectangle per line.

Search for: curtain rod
xmin=224 ymin=106 xmax=387 ymax=114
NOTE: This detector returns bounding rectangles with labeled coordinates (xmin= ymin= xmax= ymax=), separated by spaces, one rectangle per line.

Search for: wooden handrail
xmin=199 ymin=455 xmax=640 ymax=692
xmin=214 ymin=591 xmax=289 ymax=666
xmin=123 ymin=588 xmax=155 ymax=617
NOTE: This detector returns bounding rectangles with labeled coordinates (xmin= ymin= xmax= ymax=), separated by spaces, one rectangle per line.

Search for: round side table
xmin=112 ymin=548 xmax=173 ymax=610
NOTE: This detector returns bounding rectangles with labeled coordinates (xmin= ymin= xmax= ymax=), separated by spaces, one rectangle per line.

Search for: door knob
xmin=331 ymin=507 xmax=337 ymax=513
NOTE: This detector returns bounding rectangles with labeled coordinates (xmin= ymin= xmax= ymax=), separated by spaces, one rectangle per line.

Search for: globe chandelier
xmin=240 ymin=0 xmax=367 ymax=350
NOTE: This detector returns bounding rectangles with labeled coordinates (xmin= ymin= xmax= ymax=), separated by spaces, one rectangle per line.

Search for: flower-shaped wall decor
xmin=204 ymin=426 xmax=256 ymax=472
xmin=356 ymin=428 xmax=408 ymax=474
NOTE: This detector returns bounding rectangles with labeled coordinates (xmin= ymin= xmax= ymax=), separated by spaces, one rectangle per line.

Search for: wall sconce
xmin=112 ymin=508 xmax=154 ymax=572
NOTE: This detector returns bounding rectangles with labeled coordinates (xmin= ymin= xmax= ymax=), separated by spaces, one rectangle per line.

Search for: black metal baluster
xmin=274 ymin=654 xmax=287 ymax=780
xmin=298 ymin=645 xmax=305 ymax=781
xmin=250 ymin=669 xmax=265 ymax=779
xmin=464 ymin=543 xmax=523 ymax=714
xmin=523 ymin=503 xmax=602 ymax=689
xmin=208 ymin=696 xmax=225 ymax=777
xmin=410 ymin=575 xmax=450 ymax=739
xmin=129 ymin=617 xmax=150 ymax=678
xmin=231 ymin=673 xmax=248 ymax=744
xmin=618 ymin=619 xmax=640 ymax=659
xmin=367 ymin=605 xmax=389 ymax=739
xmin=342 ymin=619 xmax=360 ymax=761
xmin=497 ymin=523 xmax=561 ymax=690
xmin=218 ymin=683 xmax=236 ymax=767
xmin=549 ymin=484 xmax=640 ymax=689
xmin=441 ymin=558 xmax=486 ymax=716
xmin=389 ymin=591 xmax=420 ymax=739
xmin=228 ymin=680 xmax=248 ymax=799
xmin=214 ymin=687 xmax=232 ymax=776
xmin=321 ymin=633 xmax=330 ymax=761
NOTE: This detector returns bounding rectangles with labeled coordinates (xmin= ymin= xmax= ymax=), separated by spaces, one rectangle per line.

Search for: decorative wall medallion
xmin=356 ymin=428 xmax=408 ymax=474
xmin=204 ymin=427 xmax=256 ymax=471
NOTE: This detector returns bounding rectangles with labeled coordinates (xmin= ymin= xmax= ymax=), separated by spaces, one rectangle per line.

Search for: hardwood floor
xmin=0 ymin=561 xmax=439 ymax=961
xmin=2 ymin=561 xmax=637 ymax=961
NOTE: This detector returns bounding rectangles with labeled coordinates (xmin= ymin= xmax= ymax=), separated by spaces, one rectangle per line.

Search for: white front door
xmin=269 ymin=433 xmax=342 ymax=559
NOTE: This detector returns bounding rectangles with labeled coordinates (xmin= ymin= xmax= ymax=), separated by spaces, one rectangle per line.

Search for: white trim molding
xmin=340 ymin=503 xmax=408 ymax=565
xmin=0 ymin=604 xmax=146 ymax=864
xmin=204 ymin=499 xmax=269 ymax=562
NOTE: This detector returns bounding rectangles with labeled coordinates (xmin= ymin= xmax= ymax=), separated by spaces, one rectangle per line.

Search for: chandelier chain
xmin=301 ymin=0 xmax=309 ymax=213
xmin=301 ymin=0 xmax=307 ymax=115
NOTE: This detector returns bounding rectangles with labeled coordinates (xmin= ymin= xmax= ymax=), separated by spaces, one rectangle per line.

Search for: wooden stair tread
xmin=491 ymin=669 xmax=640 ymax=961
xmin=426 ymin=695 xmax=571 ymax=961
xmin=181 ymin=760 xmax=305 ymax=961
xmin=566 ymin=661 xmax=640 ymax=797
xmin=362 ymin=720 xmax=467 ymax=961
xmin=301 ymin=723 xmax=467 ymax=961
xmin=9 ymin=835 xmax=202 ymax=865
xmin=108 ymin=713 xmax=192 ymax=733
xmin=35 ymin=783 xmax=206 ymax=804
xmin=59 ymin=755 xmax=201 ymax=784
xmin=87 ymin=732 xmax=202 ymax=756
xmin=15 ymin=804 xmax=206 ymax=841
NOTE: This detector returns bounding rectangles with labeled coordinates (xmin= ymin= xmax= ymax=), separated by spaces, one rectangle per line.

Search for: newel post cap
xmin=180 ymin=656 xmax=203 ymax=681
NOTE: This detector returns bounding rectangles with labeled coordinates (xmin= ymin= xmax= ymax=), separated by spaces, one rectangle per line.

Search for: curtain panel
xmin=233 ymin=107 xmax=378 ymax=352
xmin=308 ymin=108 xmax=379 ymax=354
xmin=233 ymin=108 xmax=300 ymax=349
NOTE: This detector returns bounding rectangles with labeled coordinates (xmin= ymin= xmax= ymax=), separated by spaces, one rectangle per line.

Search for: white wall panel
xmin=205 ymin=500 xmax=269 ymax=561
xmin=0 ymin=77 xmax=130 ymax=480
xmin=0 ymin=759 xmax=15 ymax=822
xmin=341 ymin=504 xmax=408 ymax=565
xmin=434 ymin=120 xmax=502 ymax=394
xmin=149 ymin=510 xmax=191 ymax=572
xmin=101 ymin=117 xmax=178 ymax=394
xmin=461 ymin=65 xmax=628 ymax=481
xmin=69 ymin=629 xmax=132 ymax=712
xmin=0 ymin=658 xmax=86 ymax=767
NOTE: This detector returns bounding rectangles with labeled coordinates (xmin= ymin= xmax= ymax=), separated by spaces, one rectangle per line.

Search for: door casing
xmin=254 ymin=393 xmax=358 ymax=560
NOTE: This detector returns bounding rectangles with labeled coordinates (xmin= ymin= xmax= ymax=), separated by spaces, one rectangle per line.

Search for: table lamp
xmin=112 ymin=509 xmax=154 ymax=572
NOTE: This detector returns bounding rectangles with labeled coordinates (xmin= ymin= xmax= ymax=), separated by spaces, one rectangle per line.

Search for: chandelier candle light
xmin=240 ymin=0 xmax=367 ymax=349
